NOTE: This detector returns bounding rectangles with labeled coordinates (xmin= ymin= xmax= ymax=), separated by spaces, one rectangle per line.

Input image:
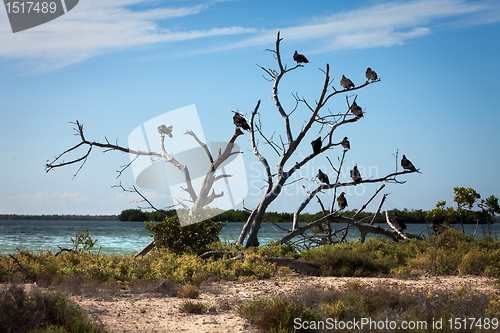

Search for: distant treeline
xmin=0 ymin=214 xmax=118 ymax=220
xmin=117 ymin=208 xmax=499 ymax=225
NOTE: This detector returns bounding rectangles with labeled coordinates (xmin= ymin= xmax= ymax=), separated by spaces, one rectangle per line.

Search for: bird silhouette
xmin=317 ymin=169 xmax=329 ymax=185
xmin=350 ymin=101 xmax=363 ymax=118
xmin=340 ymin=75 xmax=354 ymax=89
xmin=366 ymin=67 xmax=378 ymax=81
xmin=158 ymin=125 xmax=173 ymax=138
xmin=293 ymin=51 xmax=309 ymax=64
xmin=337 ymin=192 xmax=348 ymax=210
xmin=233 ymin=113 xmax=250 ymax=130
xmin=350 ymin=165 xmax=362 ymax=185
xmin=311 ymin=137 xmax=321 ymax=155
xmin=401 ymin=155 xmax=418 ymax=172
xmin=341 ymin=137 xmax=350 ymax=150
xmin=391 ymin=211 xmax=407 ymax=230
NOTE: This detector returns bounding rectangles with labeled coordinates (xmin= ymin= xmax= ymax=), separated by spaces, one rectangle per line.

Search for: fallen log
xmin=135 ymin=240 xmax=156 ymax=257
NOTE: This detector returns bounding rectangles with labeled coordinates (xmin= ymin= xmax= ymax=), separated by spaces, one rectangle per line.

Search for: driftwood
xmin=135 ymin=240 xmax=156 ymax=257
xmin=55 ymin=247 xmax=78 ymax=257
xmin=199 ymin=251 xmax=323 ymax=275
xmin=385 ymin=211 xmax=408 ymax=240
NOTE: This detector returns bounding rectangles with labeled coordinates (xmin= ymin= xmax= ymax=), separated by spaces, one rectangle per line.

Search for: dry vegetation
xmin=2 ymin=229 xmax=500 ymax=332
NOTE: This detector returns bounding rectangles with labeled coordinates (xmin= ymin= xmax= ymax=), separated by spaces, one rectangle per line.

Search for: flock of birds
xmin=217 ymin=51 xmax=414 ymax=232
xmin=231 ymin=51 xmax=379 ymax=130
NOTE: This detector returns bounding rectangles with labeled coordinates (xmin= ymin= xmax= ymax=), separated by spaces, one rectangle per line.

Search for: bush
xmin=238 ymin=297 xmax=322 ymax=332
xmin=0 ymin=284 xmax=105 ymax=333
xmin=145 ymin=214 xmax=224 ymax=255
xmin=178 ymin=300 xmax=208 ymax=314
xmin=178 ymin=284 xmax=199 ymax=299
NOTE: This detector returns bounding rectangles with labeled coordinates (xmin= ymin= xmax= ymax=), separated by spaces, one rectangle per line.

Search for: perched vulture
xmin=337 ymin=192 xmax=348 ymax=210
xmin=340 ymin=75 xmax=354 ymax=89
xmin=366 ymin=67 xmax=378 ymax=81
xmin=391 ymin=211 xmax=407 ymax=230
xmin=350 ymin=101 xmax=363 ymax=118
xmin=158 ymin=124 xmax=173 ymax=138
xmin=341 ymin=137 xmax=350 ymax=150
xmin=350 ymin=165 xmax=362 ymax=184
xmin=233 ymin=113 xmax=250 ymax=131
xmin=293 ymin=51 xmax=309 ymax=64
xmin=311 ymin=137 xmax=322 ymax=155
xmin=317 ymin=169 xmax=329 ymax=185
xmin=401 ymin=155 xmax=417 ymax=172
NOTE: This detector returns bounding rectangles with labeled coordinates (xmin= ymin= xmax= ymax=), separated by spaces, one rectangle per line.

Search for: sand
xmin=56 ymin=274 xmax=499 ymax=332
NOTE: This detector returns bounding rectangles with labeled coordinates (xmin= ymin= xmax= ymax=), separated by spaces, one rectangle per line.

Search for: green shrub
xmin=0 ymin=284 xmax=105 ymax=333
xmin=145 ymin=214 xmax=224 ymax=255
xmin=179 ymin=284 xmax=199 ymax=299
xmin=178 ymin=300 xmax=208 ymax=313
xmin=238 ymin=297 xmax=322 ymax=332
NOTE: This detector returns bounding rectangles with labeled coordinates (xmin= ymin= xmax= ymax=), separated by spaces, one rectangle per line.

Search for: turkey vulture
xmin=293 ymin=51 xmax=309 ymax=64
xmin=350 ymin=165 xmax=362 ymax=184
xmin=401 ymin=155 xmax=417 ymax=172
xmin=340 ymin=75 xmax=354 ymax=89
xmin=317 ymin=169 xmax=329 ymax=185
xmin=311 ymin=137 xmax=321 ymax=155
xmin=391 ymin=211 xmax=407 ymax=230
xmin=233 ymin=113 xmax=250 ymax=130
xmin=366 ymin=67 xmax=378 ymax=81
xmin=341 ymin=137 xmax=350 ymax=150
xmin=337 ymin=192 xmax=348 ymax=210
xmin=350 ymin=101 xmax=363 ymax=118
xmin=158 ymin=124 xmax=173 ymax=138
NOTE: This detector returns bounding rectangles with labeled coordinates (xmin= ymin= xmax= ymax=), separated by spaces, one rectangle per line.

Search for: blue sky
xmin=0 ymin=0 xmax=499 ymax=216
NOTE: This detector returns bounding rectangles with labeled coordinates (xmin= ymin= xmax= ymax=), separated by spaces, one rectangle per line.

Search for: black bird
xmin=158 ymin=124 xmax=173 ymax=138
xmin=317 ymin=169 xmax=329 ymax=185
xmin=337 ymin=192 xmax=348 ymax=210
xmin=366 ymin=67 xmax=378 ymax=81
xmin=311 ymin=137 xmax=321 ymax=155
xmin=340 ymin=75 xmax=354 ymax=89
xmin=401 ymin=155 xmax=417 ymax=172
xmin=350 ymin=165 xmax=362 ymax=184
xmin=341 ymin=137 xmax=350 ymax=150
xmin=293 ymin=51 xmax=309 ymax=64
xmin=350 ymin=101 xmax=363 ymax=118
xmin=392 ymin=211 xmax=407 ymax=230
xmin=233 ymin=113 xmax=250 ymax=130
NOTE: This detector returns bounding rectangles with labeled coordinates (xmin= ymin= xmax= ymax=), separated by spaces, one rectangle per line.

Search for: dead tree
xmin=46 ymin=120 xmax=245 ymax=254
xmin=238 ymin=32 xmax=386 ymax=247
xmin=237 ymin=32 xmax=420 ymax=247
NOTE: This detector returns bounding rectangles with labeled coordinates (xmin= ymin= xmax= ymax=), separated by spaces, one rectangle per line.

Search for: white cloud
xmin=0 ymin=0 xmax=497 ymax=72
xmin=210 ymin=0 xmax=499 ymax=53
xmin=0 ymin=0 xmax=255 ymax=72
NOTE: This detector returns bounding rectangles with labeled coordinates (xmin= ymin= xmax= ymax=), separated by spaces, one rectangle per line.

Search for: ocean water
xmin=0 ymin=219 xmax=497 ymax=256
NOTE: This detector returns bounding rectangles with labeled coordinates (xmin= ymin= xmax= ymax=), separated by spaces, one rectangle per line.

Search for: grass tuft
xmin=0 ymin=284 xmax=106 ymax=333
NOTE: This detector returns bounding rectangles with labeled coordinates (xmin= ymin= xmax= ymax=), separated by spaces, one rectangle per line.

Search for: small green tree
xmin=145 ymin=214 xmax=224 ymax=255
xmin=71 ymin=229 xmax=98 ymax=252
xmin=478 ymin=195 xmax=500 ymax=230
xmin=454 ymin=187 xmax=481 ymax=233
xmin=426 ymin=201 xmax=455 ymax=226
